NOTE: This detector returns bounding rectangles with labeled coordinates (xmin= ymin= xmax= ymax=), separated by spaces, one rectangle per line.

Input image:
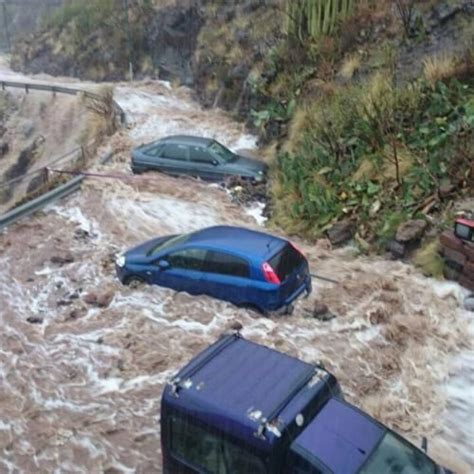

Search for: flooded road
xmin=0 ymin=58 xmax=472 ymax=472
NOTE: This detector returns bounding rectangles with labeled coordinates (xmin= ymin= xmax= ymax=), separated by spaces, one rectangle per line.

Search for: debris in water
xmin=26 ymin=316 xmax=43 ymax=324
xmin=464 ymin=294 xmax=474 ymax=312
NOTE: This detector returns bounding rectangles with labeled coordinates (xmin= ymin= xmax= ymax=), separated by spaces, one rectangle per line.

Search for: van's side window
xmin=170 ymin=415 xmax=266 ymax=473
xmin=286 ymin=449 xmax=325 ymax=474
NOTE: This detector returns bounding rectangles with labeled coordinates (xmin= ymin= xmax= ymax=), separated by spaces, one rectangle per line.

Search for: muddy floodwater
xmin=0 ymin=59 xmax=473 ymax=473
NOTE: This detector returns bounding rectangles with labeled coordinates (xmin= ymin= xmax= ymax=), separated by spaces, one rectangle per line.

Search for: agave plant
xmin=286 ymin=0 xmax=356 ymax=41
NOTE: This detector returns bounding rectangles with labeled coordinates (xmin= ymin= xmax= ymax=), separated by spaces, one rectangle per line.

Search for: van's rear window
xmin=269 ymin=243 xmax=305 ymax=281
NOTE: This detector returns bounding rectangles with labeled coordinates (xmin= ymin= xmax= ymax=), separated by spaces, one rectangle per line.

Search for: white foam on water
xmin=244 ymin=201 xmax=267 ymax=226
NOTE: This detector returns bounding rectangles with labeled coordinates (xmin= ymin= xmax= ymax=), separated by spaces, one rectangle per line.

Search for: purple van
xmin=160 ymin=332 xmax=452 ymax=473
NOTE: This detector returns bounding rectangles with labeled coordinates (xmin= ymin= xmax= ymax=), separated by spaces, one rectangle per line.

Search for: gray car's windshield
xmin=208 ymin=141 xmax=235 ymax=163
xmin=359 ymin=432 xmax=436 ymax=474
xmin=148 ymin=233 xmax=193 ymax=256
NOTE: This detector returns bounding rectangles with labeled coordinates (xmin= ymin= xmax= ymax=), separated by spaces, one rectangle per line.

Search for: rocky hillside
xmin=11 ymin=0 xmax=203 ymax=83
xmin=0 ymin=0 xmax=73 ymax=51
xmin=9 ymin=0 xmax=474 ymax=270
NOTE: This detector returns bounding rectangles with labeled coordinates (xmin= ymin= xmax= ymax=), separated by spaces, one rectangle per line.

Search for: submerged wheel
xmin=238 ymin=303 xmax=264 ymax=315
xmin=124 ymin=275 xmax=145 ymax=289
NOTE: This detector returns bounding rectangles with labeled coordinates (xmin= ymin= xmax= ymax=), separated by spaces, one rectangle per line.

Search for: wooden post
xmin=43 ymin=167 xmax=50 ymax=186
xmin=80 ymin=146 xmax=87 ymax=167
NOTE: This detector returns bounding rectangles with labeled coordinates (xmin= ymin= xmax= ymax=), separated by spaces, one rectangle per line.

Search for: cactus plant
xmin=286 ymin=0 xmax=356 ymax=40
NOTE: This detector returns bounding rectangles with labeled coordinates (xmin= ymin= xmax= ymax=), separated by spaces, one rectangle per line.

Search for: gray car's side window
xmin=161 ymin=144 xmax=189 ymax=161
xmin=145 ymin=145 xmax=164 ymax=157
xmin=189 ymin=146 xmax=216 ymax=164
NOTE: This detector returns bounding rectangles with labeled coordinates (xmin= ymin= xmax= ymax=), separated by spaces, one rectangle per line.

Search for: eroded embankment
xmin=0 ymin=75 xmax=472 ymax=473
xmin=0 ymin=84 xmax=88 ymax=213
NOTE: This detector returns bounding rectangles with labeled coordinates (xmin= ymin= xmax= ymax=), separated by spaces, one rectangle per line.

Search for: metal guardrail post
xmin=0 ymin=80 xmax=126 ymax=125
xmin=0 ymin=176 xmax=84 ymax=231
xmin=0 ymin=80 xmax=127 ymax=230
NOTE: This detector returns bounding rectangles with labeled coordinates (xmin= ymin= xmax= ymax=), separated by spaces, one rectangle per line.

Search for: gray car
xmin=131 ymin=135 xmax=267 ymax=182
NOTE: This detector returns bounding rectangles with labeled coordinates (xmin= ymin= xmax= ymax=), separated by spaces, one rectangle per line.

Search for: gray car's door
xmin=155 ymin=143 xmax=191 ymax=176
xmin=135 ymin=144 xmax=164 ymax=171
xmin=187 ymin=145 xmax=225 ymax=180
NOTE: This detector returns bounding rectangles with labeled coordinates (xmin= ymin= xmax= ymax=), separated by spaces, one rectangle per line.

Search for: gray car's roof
xmin=159 ymin=135 xmax=214 ymax=146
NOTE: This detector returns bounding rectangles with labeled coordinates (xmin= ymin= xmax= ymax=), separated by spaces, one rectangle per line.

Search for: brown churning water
xmin=0 ymin=59 xmax=472 ymax=472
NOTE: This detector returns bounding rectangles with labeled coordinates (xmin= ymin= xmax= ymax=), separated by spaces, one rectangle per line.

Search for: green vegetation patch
xmin=272 ymin=75 xmax=474 ymax=246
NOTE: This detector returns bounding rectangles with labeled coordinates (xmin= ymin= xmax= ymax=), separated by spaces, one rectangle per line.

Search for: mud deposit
xmin=0 ymin=64 xmax=472 ymax=472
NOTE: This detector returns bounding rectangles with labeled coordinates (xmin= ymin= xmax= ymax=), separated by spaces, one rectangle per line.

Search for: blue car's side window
xmin=167 ymin=248 xmax=207 ymax=271
xmin=204 ymin=251 xmax=249 ymax=278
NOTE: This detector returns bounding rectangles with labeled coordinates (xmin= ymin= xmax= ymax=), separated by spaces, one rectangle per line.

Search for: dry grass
xmin=80 ymin=85 xmax=118 ymax=151
xmin=413 ymin=240 xmax=445 ymax=278
xmin=339 ymin=54 xmax=361 ymax=79
xmin=423 ymin=54 xmax=459 ymax=87
xmin=284 ymin=107 xmax=309 ymax=154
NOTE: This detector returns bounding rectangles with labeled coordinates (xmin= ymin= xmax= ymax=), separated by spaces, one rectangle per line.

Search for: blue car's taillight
xmin=262 ymin=262 xmax=280 ymax=284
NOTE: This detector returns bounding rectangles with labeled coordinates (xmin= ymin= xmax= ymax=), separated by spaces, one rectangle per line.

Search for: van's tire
xmin=124 ymin=275 xmax=145 ymax=288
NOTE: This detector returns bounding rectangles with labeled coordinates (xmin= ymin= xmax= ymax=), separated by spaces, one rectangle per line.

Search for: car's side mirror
xmin=421 ymin=436 xmax=428 ymax=453
xmin=158 ymin=259 xmax=170 ymax=270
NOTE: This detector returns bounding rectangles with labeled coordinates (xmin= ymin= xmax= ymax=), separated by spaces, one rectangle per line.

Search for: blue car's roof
xmin=162 ymin=333 xmax=330 ymax=452
xmin=291 ymin=398 xmax=384 ymax=473
xmin=186 ymin=225 xmax=286 ymax=261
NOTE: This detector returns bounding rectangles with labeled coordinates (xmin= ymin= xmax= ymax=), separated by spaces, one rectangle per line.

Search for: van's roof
xmin=162 ymin=333 xmax=333 ymax=451
xmin=186 ymin=225 xmax=286 ymax=261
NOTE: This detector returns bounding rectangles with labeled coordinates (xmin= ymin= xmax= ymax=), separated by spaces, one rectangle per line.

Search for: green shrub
xmin=272 ymin=75 xmax=474 ymax=244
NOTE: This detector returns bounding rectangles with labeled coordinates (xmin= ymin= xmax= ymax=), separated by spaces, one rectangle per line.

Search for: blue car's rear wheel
xmin=124 ymin=275 xmax=145 ymax=288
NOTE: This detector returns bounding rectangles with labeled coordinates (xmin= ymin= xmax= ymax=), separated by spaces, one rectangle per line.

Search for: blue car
xmin=115 ymin=225 xmax=311 ymax=313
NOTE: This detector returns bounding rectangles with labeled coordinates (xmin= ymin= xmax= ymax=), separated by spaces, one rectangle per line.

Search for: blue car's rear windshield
xmin=148 ymin=233 xmax=193 ymax=256
xmin=269 ymin=243 xmax=306 ymax=281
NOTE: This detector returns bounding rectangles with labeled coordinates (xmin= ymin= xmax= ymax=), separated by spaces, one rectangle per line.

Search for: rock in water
xmin=464 ymin=294 xmax=474 ymax=312
xmin=396 ymin=219 xmax=428 ymax=243
xmin=327 ymin=219 xmax=354 ymax=246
